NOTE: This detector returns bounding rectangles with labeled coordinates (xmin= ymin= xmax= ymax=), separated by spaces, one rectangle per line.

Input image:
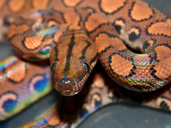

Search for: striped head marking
xmin=51 ymin=58 xmax=92 ymax=96
xmin=50 ymin=32 xmax=98 ymax=96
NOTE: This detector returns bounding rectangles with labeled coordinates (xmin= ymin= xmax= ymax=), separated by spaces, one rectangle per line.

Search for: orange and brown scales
xmin=4 ymin=0 xmax=27 ymax=13
xmin=7 ymin=24 xmax=30 ymax=39
xmin=148 ymin=19 xmax=171 ymax=37
xmin=110 ymin=54 xmax=133 ymax=76
xmin=85 ymin=13 xmax=108 ymax=32
xmin=155 ymin=45 xmax=171 ymax=61
xmin=24 ymin=36 xmax=44 ymax=50
xmin=154 ymin=56 xmax=171 ymax=79
xmin=50 ymin=30 xmax=97 ymax=96
xmin=95 ymin=33 xmax=126 ymax=54
xmin=31 ymin=0 xmax=50 ymax=9
xmin=130 ymin=1 xmax=153 ymax=21
xmin=5 ymin=60 xmax=26 ymax=83
xmin=64 ymin=0 xmax=82 ymax=7
xmin=0 ymin=56 xmax=52 ymax=120
xmin=100 ymin=0 xmax=127 ymax=14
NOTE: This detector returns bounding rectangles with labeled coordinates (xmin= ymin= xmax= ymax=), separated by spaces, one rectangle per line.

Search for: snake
xmin=0 ymin=0 xmax=171 ymax=127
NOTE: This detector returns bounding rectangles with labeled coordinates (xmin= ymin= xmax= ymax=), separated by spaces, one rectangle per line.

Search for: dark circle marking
xmin=28 ymin=74 xmax=49 ymax=93
xmin=112 ymin=18 xmax=125 ymax=34
xmin=0 ymin=91 xmax=18 ymax=112
xmin=128 ymin=27 xmax=141 ymax=42
xmin=160 ymin=100 xmax=170 ymax=110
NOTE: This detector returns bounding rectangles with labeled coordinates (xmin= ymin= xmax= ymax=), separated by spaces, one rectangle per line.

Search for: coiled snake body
xmin=0 ymin=0 xmax=171 ymax=127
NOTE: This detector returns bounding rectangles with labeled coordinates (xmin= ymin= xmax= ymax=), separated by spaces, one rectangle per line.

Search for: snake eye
xmin=50 ymin=61 xmax=56 ymax=73
xmin=82 ymin=60 xmax=90 ymax=73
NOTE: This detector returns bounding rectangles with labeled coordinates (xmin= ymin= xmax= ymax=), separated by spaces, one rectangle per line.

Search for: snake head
xmin=51 ymin=58 xmax=93 ymax=96
xmin=50 ymin=29 xmax=98 ymax=96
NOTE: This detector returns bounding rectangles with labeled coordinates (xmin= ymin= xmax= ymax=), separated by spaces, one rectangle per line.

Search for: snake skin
xmin=0 ymin=0 xmax=171 ymax=127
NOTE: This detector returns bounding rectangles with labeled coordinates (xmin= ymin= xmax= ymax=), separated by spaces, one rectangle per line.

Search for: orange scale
xmin=110 ymin=54 xmax=133 ymax=76
xmin=8 ymin=0 xmax=25 ymax=13
xmin=100 ymin=0 xmax=126 ymax=14
xmin=95 ymin=33 xmax=112 ymax=53
xmin=5 ymin=60 xmax=26 ymax=83
xmin=148 ymin=19 xmax=171 ymax=36
xmin=64 ymin=0 xmax=82 ymax=7
xmin=64 ymin=12 xmax=80 ymax=26
xmin=85 ymin=13 xmax=108 ymax=32
xmin=130 ymin=1 xmax=153 ymax=21
xmin=154 ymin=56 xmax=171 ymax=79
xmin=24 ymin=36 xmax=44 ymax=50
xmin=32 ymin=0 xmax=49 ymax=9
xmin=155 ymin=45 xmax=171 ymax=61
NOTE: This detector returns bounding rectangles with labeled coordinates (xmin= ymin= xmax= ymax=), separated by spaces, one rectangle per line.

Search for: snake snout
xmin=57 ymin=78 xmax=78 ymax=96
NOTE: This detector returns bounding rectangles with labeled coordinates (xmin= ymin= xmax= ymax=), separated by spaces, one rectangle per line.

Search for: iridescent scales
xmin=0 ymin=0 xmax=171 ymax=127
xmin=0 ymin=56 xmax=52 ymax=120
xmin=0 ymin=91 xmax=18 ymax=113
xmin=133 ymin=54 xmax=151 ymax=65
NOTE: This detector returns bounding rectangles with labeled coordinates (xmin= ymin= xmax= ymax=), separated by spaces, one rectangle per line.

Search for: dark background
xmin=1 ymin=0 xmax=171 ymax=128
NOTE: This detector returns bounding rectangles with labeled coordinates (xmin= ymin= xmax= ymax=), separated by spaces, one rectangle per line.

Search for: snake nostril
xmin=58 ymin=78 xmax=75 ymax=96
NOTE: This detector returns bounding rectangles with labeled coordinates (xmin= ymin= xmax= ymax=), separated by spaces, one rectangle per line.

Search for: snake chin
xmin=59 ymin=89 xmax=79 ymax=96
xmin=54 ymin=77 xmax=83 ymax=96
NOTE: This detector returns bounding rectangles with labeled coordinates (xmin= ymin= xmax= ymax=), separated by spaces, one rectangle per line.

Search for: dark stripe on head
xmin=80 ymin=40 xmax=91 ymax=60
xmin=64 ymin=34 xmax=75 ymax=77
xmin=90 ymin=53 xmax=98 ymax=64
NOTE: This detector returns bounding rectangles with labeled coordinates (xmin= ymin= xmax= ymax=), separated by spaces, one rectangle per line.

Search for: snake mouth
xmin=54 ymin=73 xmax=90 ymax=96
xmin=59 ymin=88 xmax=78 ymax=96
xmin=55 ymin=78 xmax=80 ymax=96
xmin=58 ymin=86 xmax=79 ymax=96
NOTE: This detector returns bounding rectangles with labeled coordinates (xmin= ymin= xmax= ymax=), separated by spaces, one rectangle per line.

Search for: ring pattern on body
xmin=0 ymin=0 xmax=171 ymax=127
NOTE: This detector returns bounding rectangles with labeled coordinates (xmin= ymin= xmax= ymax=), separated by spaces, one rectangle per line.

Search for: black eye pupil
xmin=83 ymin=61 xmax=90 ymax=72
xmin=50 ymin=61 xmax=56 ymax=73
